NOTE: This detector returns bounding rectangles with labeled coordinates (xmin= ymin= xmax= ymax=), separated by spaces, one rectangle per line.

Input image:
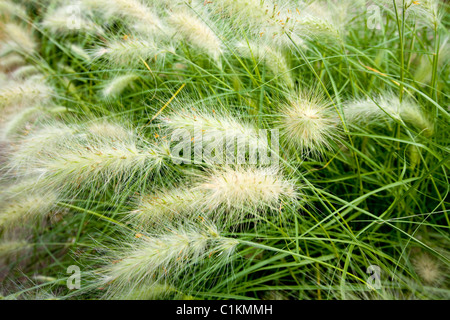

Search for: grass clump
xmin=0 ymin=0 xmax=448 ymax=301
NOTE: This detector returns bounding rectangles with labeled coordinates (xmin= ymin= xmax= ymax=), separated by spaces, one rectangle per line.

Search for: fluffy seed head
xmin=412 ymin=252 xmax=443 ymax=285
xmin=7 ymin=123 xmax=77 ymax=172
xmin=210 ymin=0 xmax=273 ymax=29
xmin=168 ymin=10 xmax=223 ymax=63
xmin=0 ymin=1 xmax=27 ymax=20
xmin=96 ymin=221 xmax=238 ymax=299
xmin=293 ymin=2 xmax=348 ymax=40
xmin=161 ymin=108 xmax=273 ymax=165
xmin=82 ymin=0 xmax=162 ymax=34
xmin=92 ymin=38 xmax=164 ymax=67
xmin=344 ymin=94 xmax=434 ymax=136
xmin=279 ymin=91 xmax=340 ymax=156
xmin=0 ymin=240 xmax=31 ymax=259
xmin=194 ymin=166 xmax=296 ymax=219
xmin=10 ymin=65 xmax=41 ymax=80
xmin=102 ymin=74 xmax=139 ymax=99
xmin=68 ymin=44 xmax=92 ymax=62
xmin=86 ymin=122 xmax=135 ymax=142
xmin=0 ymin=192 xmax=59 ymax=229
xmin=0 ymin=54 xmax=25 ymax=71
xmin=0 ymin=106 xmax=45 ymax=140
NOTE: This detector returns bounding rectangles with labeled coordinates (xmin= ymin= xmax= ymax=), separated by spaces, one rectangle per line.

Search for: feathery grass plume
xmin=400 ymin=101 xmax=435 ymax=136
xmin=235 ymin=41 xmax=294 ymax=88
xmin=0 ymin=191 xmax=59 ymax=229
xmin=293 ymin=1 xmax=349 ymax=41
xmin=0 ymin=106 xmax=45 ymax=140
xmin=278 ymin=90 xmax=340 ymax=157
xmin=101 ymin=74 xmax=139 ymax=99
xmin=160 ymin=107 xmax=274 ymax=165
xmin=0 ymin=240 xmax=30 ymax=259
xmin=131 ymin=187 xmax=204 ymax=226
xmin=0 ymin=77 xmax=53 ymax=109
xmin=7 ymin=121 xmax=133 ymax=173
xmin=9 ymin=122 xmax=169 ymax=193
xmin=37 ymin=139 xmax=167 ymax=189
xmin=0 ymin=54 xmax=26 ymax=71
xmin=41 ymin=5 xmax=103 ymax=36
xmin=2 ymin=23 xmax=37 ymax=55
xmin=210 ymin=0 xmax=304 ymax=49
xmin=68 ymin=44 xmax=92 ymax=62
xmin=0 ymin=276 xmax=60 ymax=300
xmin=168 ymin=10 xmax=223 ymax=63
xmin=414 ymin=36 xmax=449 ymax=85
xmin=110 ymin=282 xmax=181 ymax=300
xmin=6 ymin=122 xmax=77 ymax=173
xmin=95 ymin=220 xmax=238 ymax=299
xmin=10 ymin=65 xmax=40 ymax=80
xmin=0 ymin=105 xmax=66 ymax=141
xmin=82 ymin=0 xmax=163 ymax=35
xmin=209 ymin=0 xmax=273 ymax=29
xmin=0 ymin=1 xmax=27 ymax=20
xmin=382 ymin=0 xmax=442 ymax=28
xmin=412 ymin=252 xmax=443 ymax=285
xmin=86 ymin=121 xmax=136 ymax=142
xmin=258 ymin=8 xmax=307 ymax=49
xmin=343 ymin=94 xmax=434 ymax=136
xmin=193 ymin=166 xmax=297 ymax=222
xmin=92 ymin=38 xmax=166 ymax=67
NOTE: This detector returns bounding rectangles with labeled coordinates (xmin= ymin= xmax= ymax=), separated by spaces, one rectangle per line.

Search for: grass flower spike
xmin=194 ymin=166 xmax=297 ymax=222
xmin=161 ymin=108 xmax=274 ymax=165
xmin=41 ymin=5 xmax=103 ymax=35
xmin=278 ymin=90 xmax=340 ymax=157
xmin=92 ymin=38 xmax=164 ymax=67
xmin=7 ymin=122 xmax=168 ymax=197
xmin=0 ymin=78 xmax=53 ymax=109
xmin=0 ymin=0 xmax=447 ymax=302
xmin=0 ymin=190 xmax=59 ymax=229
xmin=132 ymin=188 xmax=204 ymax=226
xmin=96 ymin=221 xmax=238 ymax=299
xmin=236 ymin=41 xmax=294 ymax=88
xmin=1 ymin=23 xmax=37 ymax=55
xmin=82 ymin=0 xmax=163 ymax=35
xmin=412 ymin=252 xmax=443 ymax=285
xmin=344 ymin=94 xmax=434 ymax=136
xmin=168 ymin=10 xmax=223 ymax=63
